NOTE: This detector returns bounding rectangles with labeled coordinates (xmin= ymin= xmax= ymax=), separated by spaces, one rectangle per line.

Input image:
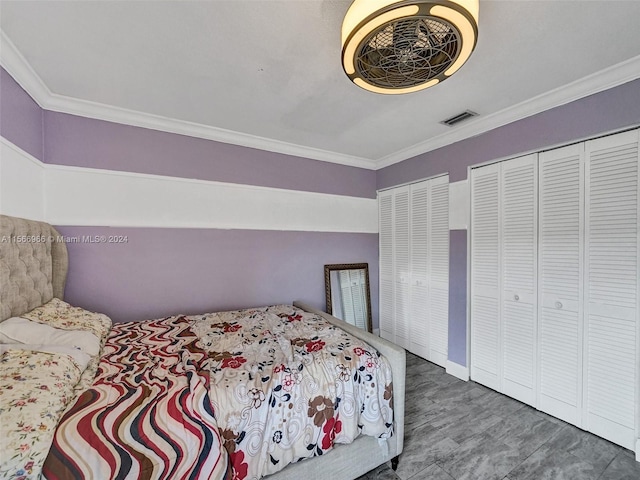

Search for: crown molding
xmin=375 ymin=54 xmax=640 ymax=169
xmin=3 ymin=28 xmax=639 ymax=172
xmin=0 ymin=29 xmax=376 ymax=170
xmin=42 ymin=94 xmax=377 ymax=169
xmin=0 ymin=30 xmax=52 ymax=107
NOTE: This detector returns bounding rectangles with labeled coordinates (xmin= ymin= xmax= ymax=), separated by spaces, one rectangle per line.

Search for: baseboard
xmin=446 ymin=360 xmax=469 ymax=381
xmin=373 ymin=328 xmax=380 ymax=337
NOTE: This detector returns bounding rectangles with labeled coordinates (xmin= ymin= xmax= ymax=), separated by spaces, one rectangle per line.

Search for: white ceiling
xmin=1 ymin=1 xmax=640 ymax=169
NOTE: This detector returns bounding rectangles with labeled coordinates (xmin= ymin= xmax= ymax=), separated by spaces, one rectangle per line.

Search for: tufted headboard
xmin=0 ymin=215 xmax=68 ymax=321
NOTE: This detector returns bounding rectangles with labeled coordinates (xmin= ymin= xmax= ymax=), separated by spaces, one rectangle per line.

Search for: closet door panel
xmin=428 ymin=176 xmax=450 ymax=367
xmin=538 ymin=144 xmax=584 ymax=425
xmin=501 ymin=155 xmax=538 ymax=405
xmin=379 ymin=191 xmax=394 ymax=342
xmin=584 ymin=130 xmax=639 ymax=450
xmin=502 ymin=301 xmax=536 ymax=402
xmin=380 ymin=176 xmax=450 ymax=360
xmin=410 ymin=182 xmax=430 ymax=358
xmin=394 ymin=187 xmax=411 ymax=349
xmin=470 ymin=163 xmax=501 ymax=389
xmin=501 ymin=156 xmax=537 ymax=305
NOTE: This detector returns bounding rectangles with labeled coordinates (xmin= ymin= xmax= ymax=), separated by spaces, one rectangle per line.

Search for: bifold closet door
xmin=583 ymin=130 xmax=639 ymax=450
xmin=500 ymin=155 xmax=538 ymax=405
xmin=393 ymin=186 xmax=411 ymax=349
xmin=537 ymin=144 xmax=584 ymax=425
xmin=408 ymin=177 xmax=450 ymax=365
xmin=470 ymin=163 xmax=502 ymax=390
xmin=471 ymin=155 xmax=537 ymax=402
xmin=379 ymin=177 xmax=449 ymax=364
xmin=428 ymin=176 xmax=450 ymax=367
xmin=379 ymin=186 xmax=411 ymax=348
xmin=378 ymin=190 xmax=394 ymax=342
xmin=409 ymin=177 xmax=450 ymax=365
xmin=470 ymin=129 xmax=639 ymax=453
xmin=409 ymin=181 xmax=430 ymax=358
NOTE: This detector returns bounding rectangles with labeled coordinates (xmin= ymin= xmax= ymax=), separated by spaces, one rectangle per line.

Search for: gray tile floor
xmin=359 ymin=353 xmax=640 ymax=480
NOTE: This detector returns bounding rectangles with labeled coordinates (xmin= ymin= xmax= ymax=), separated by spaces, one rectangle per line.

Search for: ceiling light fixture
xmin=341 ymin=0 xmax=479 ymax=94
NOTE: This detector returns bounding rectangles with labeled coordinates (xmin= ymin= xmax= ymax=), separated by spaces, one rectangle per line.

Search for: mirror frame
xmin=324 ymin=263 xmax=373 ymax=333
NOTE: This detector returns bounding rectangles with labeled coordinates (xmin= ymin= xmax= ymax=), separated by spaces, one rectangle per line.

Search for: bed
xmin=0 ymin=214 xmax=405 ymax=480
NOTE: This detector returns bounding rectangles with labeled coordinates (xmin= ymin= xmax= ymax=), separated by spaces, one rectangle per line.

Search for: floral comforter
xmin=191 ymin=305 xmax=394 ymax=480
xmin=42 ymin=316 xmax=230 ymax=480
xmin=21 ymin=297 xmax=113 ymax=395
xmin=0 ymin=350 xmax=84 ymax=480
xmin=0 ymin=299 xmax=112 ymax=480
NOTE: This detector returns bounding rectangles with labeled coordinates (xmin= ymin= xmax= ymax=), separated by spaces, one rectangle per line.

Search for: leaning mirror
xmin=324 ymin=263 xmax=372 ymax=333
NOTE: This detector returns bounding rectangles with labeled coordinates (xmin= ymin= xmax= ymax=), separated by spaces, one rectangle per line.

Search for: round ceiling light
xmin=341 ymin=0 xmax=479 ymax=94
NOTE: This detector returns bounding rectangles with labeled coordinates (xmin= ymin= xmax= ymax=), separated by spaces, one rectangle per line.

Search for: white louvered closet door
xmin=538 ymin=144 xmax=585 ymax=425
xmin=428 ymin=176 xmax=450 ymax=367
xmin=379 ymin=176 xmax=449 ymax=362
xmin=410 ymin=181 xmax=430 ymax=359
xmin=394 ymin=186 xmax=411 ymax=349
xmin=501 ymin=155 xmax=538 ymax=405
xmin=378 ymin=190 xmax=394 ymax=342
xmin=470 ymin=163 xmax=502 ymax=390
xmin=584 ymin=130 xmax=639 ymax=450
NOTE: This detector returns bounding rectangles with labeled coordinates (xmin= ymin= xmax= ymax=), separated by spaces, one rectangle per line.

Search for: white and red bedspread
xmin=41 ymin=306 xmax=393 ymax=480
xmin=43 ymin=316 xmax=230 ymax=480
xmin=192 ymin=305 xmax=394 ymax=480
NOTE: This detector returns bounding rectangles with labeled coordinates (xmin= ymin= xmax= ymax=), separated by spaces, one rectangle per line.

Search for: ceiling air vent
xmin=440 ymin=110 xmax=477 ymax=127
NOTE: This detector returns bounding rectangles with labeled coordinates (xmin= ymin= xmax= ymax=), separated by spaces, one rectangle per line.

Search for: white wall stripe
xmin=449 ymin=180 xmax=469 ymax=230
xmin=0 ymin=138 xmax=45 ymax=220
xmin=1 ymin=137 xmax=378 ymax=233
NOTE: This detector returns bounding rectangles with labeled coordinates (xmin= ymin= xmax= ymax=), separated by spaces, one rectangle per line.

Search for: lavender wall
xmin=0 ymin=67 xmax=43 ymax=160
xmin=378 ymin=78 xmax=640 ymax=187
xmin=1 ymin=66 xmax=379 ymax=328
xmin=448 ymin=230 xmax=467 ymax=367
xmin=7 ymin=62 xmax=639 ymax=365
xmin=42 ymin=114 xmax=379 ymax=323
xmin=55 ymin=226 xmax=379 ymax=324
xmin=44 ymin=111 xmax=377 ymax=199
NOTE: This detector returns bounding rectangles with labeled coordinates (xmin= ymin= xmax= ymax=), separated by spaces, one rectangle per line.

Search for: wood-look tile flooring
xmin=359 ymin=353 xmax=640 ymax=480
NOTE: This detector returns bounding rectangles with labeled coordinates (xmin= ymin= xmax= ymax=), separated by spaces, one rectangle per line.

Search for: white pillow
xmin=0 ymin=344 xmax=92 ymax=371
xmin=0 ymin=317 xmax=100 ymax=356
